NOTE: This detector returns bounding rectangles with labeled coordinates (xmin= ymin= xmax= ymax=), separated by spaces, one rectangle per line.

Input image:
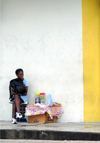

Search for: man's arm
xmin=21 ymin=86 xmax=28 ymax=95
xmin=25 ymin=86 xmax=28 ymax=94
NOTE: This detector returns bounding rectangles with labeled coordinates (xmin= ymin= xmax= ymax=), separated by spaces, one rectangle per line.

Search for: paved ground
xmin=0 ymin=140 xmax=100 ymax=143
xmin=0 ymin=121 xmax=100 ymax=133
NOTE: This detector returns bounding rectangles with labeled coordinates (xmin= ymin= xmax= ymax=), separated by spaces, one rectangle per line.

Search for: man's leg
xmin=13 ymin=100 xmax=16 ymax=118
xmin=14 ymin=94 xmax=23 ymax=113
xmin=12 ymin=99 xmax=17 ymax=124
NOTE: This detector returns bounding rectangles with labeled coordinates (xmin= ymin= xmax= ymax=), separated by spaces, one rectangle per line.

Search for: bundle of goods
xmin=26 ymin=93 xmax=64 ymax=124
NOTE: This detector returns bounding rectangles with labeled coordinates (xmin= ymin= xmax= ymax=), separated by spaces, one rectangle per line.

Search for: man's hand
xmin=12 ymin=91 xmax=17 ymax=95
xmin=17 ymin=89 xmax=21 ymax=92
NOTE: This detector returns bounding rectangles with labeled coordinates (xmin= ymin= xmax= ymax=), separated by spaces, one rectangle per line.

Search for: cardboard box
xmin=45 ymin=113 xmax=56 ymax=123
xmin=53 ymin=103 xmax=62 ymax=107
xmin=28 ymin=114 xmax=46 ymax=124
xmin=28 ymin=113 xmax=56 ymax=124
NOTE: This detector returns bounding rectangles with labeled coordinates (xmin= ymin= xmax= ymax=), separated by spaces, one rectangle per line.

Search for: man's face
xmin=16 ymin=71 xmax=24 ymax=80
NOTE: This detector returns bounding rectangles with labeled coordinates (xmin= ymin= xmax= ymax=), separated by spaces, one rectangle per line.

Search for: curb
xmin=0 ymin=130 xmax=100 ymax=140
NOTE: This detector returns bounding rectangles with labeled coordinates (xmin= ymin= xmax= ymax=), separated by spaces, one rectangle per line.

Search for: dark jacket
xmin=9 ymin=78 xmax=26 ymax=100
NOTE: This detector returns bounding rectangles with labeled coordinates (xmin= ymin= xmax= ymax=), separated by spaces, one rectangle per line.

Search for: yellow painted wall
xmin=82 ymin=0 xmax=100 ymax=122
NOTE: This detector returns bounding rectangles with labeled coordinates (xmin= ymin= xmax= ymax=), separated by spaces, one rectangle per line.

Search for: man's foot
xmin=9 ymin=99 xmax=13 ymax=104
xmin=12 ymin=118 xmax=17 ymax=124
xmin=16 ymin=112 xmax=22 ymax=118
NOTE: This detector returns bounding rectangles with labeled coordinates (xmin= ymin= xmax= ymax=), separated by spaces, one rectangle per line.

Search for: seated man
xmin=9 ymin=68 xmax=29 ymax=124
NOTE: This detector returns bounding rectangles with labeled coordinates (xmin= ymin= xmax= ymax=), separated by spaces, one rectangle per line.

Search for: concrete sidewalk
xmin=0 ymin=121 xmax=100 ymax=140
xmin=0 ymin=140 xmax=100 ymax=143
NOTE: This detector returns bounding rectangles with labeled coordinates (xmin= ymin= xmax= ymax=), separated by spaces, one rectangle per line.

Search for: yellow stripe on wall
xmin=82 ymin=0 xmax=100 ymax=122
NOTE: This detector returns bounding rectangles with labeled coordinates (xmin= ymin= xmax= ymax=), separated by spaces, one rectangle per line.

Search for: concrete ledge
xmin=0 ymin=130 xmax=100 ymax=140
xmin=0 ymin=122 xmax=100 ymax=140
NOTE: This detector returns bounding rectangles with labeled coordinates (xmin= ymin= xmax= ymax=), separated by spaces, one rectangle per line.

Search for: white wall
xmin=0 ymin=0 xmax=83 ymax=122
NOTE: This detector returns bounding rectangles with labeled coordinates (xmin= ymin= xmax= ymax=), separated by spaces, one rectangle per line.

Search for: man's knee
xmin=14 ymin=94 xmax=20 ymax=100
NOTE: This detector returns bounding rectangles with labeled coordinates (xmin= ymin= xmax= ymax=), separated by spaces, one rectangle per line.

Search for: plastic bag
xmin=47 ymin=94 xmax=53 ymax=106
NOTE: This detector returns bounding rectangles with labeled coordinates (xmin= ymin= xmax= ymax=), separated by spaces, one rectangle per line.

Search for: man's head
xmin=15 ymin=68 xmax=24 ymax=80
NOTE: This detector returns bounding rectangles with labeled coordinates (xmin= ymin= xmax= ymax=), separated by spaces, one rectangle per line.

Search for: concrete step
xmin=0 ymin=121 xmax=100 ymax=140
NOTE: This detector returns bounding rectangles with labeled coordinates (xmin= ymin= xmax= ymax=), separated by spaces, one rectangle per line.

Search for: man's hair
xmin=15 ymin=68 xmax=23 ymax=75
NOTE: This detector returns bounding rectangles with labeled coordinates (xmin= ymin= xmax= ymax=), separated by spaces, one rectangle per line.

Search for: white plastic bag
xmin=47 ymin=94 xmax=53 ymax=106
